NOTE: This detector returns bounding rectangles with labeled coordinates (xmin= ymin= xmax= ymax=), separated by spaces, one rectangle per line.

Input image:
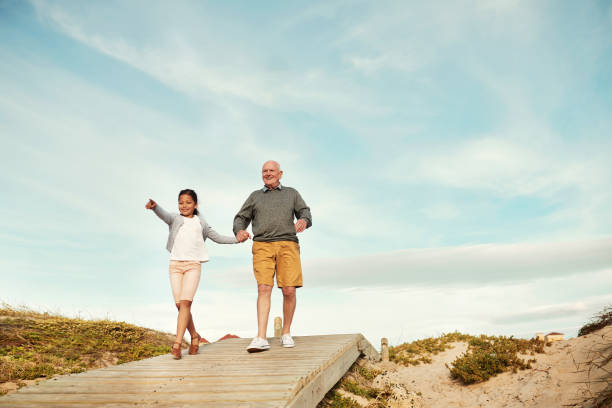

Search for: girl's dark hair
xmin=178 ymin=189 xmax=199 ymax=215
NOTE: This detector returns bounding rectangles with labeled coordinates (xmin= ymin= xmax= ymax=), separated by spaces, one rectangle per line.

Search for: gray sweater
xmin=152 ymin=205 xmax=237 ymax=252
xmin=233 ymin=185 xmax=312 ymax=243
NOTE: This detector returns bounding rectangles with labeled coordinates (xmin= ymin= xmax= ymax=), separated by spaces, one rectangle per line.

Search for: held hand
xmin=145 ymin=199 xmax=157 ymax=210
xmin=294 ymin=219 xmax=307 ymax=233
xmin=236 ymin=230 xmax=250 ymax=243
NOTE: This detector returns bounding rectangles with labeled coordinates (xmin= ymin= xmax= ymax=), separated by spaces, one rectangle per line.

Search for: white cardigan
xmin=152 ymin=205 xmax=237 ymax=252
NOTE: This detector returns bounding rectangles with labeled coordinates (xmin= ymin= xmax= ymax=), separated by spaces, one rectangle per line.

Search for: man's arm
xmin=233 ymin=193 xmax=255 ymax=239
xmin=293 ymin=191 xmax=312 ymax=233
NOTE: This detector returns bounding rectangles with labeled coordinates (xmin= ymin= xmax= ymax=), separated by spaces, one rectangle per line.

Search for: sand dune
xmin=372 ymin=326 xmax=611 ymax=408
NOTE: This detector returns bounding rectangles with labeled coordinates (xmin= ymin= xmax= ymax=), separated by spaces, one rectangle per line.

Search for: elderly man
xmin=234 ymin=160 xmax=312 ymax=352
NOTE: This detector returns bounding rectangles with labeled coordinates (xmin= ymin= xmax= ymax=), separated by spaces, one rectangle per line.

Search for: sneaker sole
xmin=282 ymin=343 xmax=295 ymax=348
xmin=247 ymin=346 xmax=270 ymax=353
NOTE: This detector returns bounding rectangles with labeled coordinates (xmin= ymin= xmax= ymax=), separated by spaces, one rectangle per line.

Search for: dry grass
xmin=576 ymin=306 xmax=612 ymax=407
xmin=389 ymin=331 xmax=473 ymax=366
xmin=388 ymin=331 xmax=545 ymax=384
xmin=579 ymin=305 xmax=612 ymax=337
xmin=318 ymin=360 xmax=389 ymax=408
xmin=447 ymin=334 xmax=544 ymax=384
xmin=0 ymin=304 xmax=179 ymax=393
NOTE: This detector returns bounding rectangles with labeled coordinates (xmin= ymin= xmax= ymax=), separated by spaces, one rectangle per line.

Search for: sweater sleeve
xmin=207 ymin=226 xmax=239 ymax=244
xmin=152 ymin=204 xmax=175 ymax=225
xmin=233 ymin=193 xmax=255 ymax=235
xmin=294 ymin=190 xmax=312 ymax=228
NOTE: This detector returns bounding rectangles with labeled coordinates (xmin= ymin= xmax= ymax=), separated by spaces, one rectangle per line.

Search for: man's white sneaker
xmin=281 ymin=333 xmax=295 ymax=348
xmin=247 ymin=337 xmax=270 ymax=353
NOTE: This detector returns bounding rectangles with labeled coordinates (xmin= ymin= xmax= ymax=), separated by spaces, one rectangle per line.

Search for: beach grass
xmin=447 ymin=334 xmax=544 ymax=384
xmin=389 ymin=331 xmax=545 ymax=384
xmin=578 ymin=305 xmax=612 ymax=337
xmin=389 ymin=331 xmax=473 ymax=366
xmin=318 ymin=360 xmax=389 ymax=407
xmin=0 ymin=304 xmax=178 ymax=393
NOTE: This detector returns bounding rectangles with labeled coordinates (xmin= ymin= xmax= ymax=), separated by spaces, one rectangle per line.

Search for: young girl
xmin=145 ymin=189 xmax=243 ymax=359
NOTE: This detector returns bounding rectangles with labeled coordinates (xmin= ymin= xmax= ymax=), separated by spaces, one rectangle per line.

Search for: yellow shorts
xmin=252 ymin=241 xmax=303 ymax=288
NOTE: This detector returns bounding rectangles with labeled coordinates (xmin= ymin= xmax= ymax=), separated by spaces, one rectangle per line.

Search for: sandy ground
xmin=372 ymin=326 xmax=612 ymax=408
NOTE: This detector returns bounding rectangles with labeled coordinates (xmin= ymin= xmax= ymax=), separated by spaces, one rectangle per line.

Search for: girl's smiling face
xmin=178 ymin=194 xmax=197 ymax=217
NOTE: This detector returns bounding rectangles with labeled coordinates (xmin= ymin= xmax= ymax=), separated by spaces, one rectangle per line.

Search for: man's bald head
xmin=262 ymin=160 xmax=281 ymax=171
xmin=262 ymin=160 xmax=283 ymax=189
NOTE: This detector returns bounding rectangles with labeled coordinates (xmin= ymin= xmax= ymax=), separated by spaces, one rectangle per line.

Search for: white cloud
xmin=493 ymin=301 xmax=590 ymax=325
xmin=347 ymin=53 xmax=419 ymax=75
xmin=209 ymin=237 xmax=612 ymax=289
xmin=311 ymin=237 xmax=612 ymax=287
xmin=339 ymin=1 xmax=534 ymax=75
xmin=387 ymin=135 xmax=607 ymax=199
xmin=421 ymin=202 xmax=460 ymax=220
xmin=29 ymin=0 xmax=378 ymax=117
xmin=0 ymin=53 xmax=405 ymax=270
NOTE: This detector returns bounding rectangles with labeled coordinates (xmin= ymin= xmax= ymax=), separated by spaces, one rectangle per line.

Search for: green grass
xmin=448 ymin=335 xmax=543 ymax=384
xmin=389 ymin=331 xmax=473 ymax=366
xmin=0 ymin=305 xmax=178 ymax=386
xmin=389 ymin=331 xmax=545 ymax=385
xmin=323 ymin=391 xmax=361 ymax=408
xmin=342 ymin=379 xmax=381 ymax=399
xmin=357 ymin=365 xmax=381 ymax=381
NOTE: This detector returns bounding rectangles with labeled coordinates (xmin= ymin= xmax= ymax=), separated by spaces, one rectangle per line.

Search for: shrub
xmin=318 ymin=361 xmax=388 ymax=407
xmin=342 ymin=379 xmax=381 ymax=399
xmin=324 ymin=391 xmax=361 ymax=408
xmin=389 ymin=331 xmax=472 ymax=366
xmin=448 ymin=335 xmax=542 ymax=384
xmin=578 ymin=305 xmax=612 ymax=337
xmin=357 ymin=365 xmax=381 ymax=381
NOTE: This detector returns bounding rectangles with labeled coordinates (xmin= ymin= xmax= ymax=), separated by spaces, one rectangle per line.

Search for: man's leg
xmin=281 ymin=286 xmax=296 ymax=335
xmin=248 ymin=242 xmax=275 ymax=352
xmin=257 ymin=284 xmax=273 ymax=338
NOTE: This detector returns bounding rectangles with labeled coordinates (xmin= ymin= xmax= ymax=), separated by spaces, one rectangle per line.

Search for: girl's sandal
xmin=189 ymin=334 xmax=201 ymax=355
xmin=171 ymin=341 xmax=182 ymax=360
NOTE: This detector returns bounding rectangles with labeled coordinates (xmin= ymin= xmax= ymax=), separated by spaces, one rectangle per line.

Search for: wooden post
xmin=274 ymin=317 xmax=282 ymax=337
xmin=381 ymin=338 xmax=389 ymax=362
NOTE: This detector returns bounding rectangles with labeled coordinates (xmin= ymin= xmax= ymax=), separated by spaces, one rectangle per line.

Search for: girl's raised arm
xmin=146 ymin=198 xmax=174 ymax=225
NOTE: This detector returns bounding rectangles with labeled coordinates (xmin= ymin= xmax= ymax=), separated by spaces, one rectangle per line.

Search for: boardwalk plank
xmin=0 ymin=334 xmax=380 ymax=408
xmin=17 ymin=383 xmax=296 ymax=393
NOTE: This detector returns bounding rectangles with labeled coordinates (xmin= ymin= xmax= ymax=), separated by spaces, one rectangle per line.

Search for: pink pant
xmin=169 ymin=260 xmax=202 ymax=303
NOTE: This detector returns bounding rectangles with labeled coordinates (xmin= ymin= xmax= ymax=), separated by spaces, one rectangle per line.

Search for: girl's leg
xmin=169 ymin=263 xmax=185 ymax=358
xmin=175 ymin=262 xmax=202 ymax=345
xmin=175 ymin=299 xmax=193 ymax=344
xmin=175 ymin=303 xmax=198 ymax=339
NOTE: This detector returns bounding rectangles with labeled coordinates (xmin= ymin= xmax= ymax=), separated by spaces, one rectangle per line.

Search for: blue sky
xmin=1 ymin=0 xmax=611 ymax=345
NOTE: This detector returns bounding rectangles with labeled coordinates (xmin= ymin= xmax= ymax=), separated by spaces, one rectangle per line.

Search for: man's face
xmin=262 ymin=162 xmax=282 ymax=188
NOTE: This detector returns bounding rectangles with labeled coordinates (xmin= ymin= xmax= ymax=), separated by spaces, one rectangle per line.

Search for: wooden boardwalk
xmin=0 ymin=334 xmax=380 ymax=408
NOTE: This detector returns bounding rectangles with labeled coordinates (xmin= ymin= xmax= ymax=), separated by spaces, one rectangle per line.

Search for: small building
xmin=536 ymin=332 xmax=546 ymax=342
xmin=545 ymin=332 xmax=564 ymax=342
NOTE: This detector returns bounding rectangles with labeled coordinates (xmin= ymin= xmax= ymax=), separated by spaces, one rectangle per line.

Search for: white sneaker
xmin=247 ymin=337 xmax=270 ymax=353
xmin=281 ymin=333 xmax=295 ymax=348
